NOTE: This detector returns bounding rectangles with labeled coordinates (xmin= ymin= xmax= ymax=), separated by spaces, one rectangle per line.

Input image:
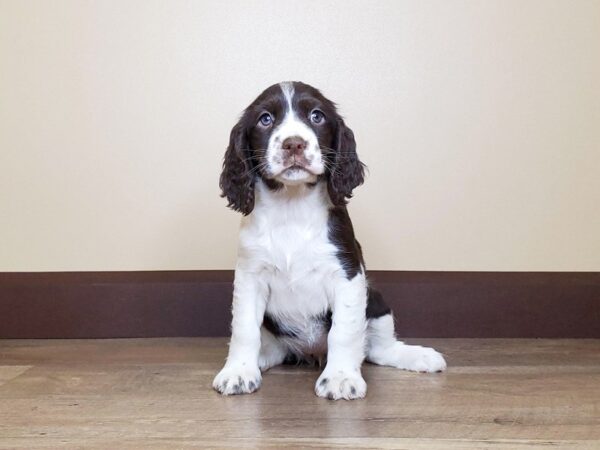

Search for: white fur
xmin=367 ymin=315 xmax=447 ymax=372
xmin=258 ymin=326 xmax=288 ymax=371
xmin=213 ymin=180 xmax=369 ymax=399
xmin=213 ymin=178 xmax=447 ymax=399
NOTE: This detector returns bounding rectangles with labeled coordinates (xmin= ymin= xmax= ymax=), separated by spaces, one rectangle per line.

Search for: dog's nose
xmin=282 ymin=136 xmax=307 ymax=155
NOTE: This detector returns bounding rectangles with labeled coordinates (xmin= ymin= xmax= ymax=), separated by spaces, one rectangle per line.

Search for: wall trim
xmin=0 ymin=271 xmax=598 ymax=338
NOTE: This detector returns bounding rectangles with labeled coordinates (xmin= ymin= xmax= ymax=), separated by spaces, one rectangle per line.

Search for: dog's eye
xmin=258 ymin=113 xmax=273 ymax=127
xmin=310 ymin=110 xmax=325 ymax=124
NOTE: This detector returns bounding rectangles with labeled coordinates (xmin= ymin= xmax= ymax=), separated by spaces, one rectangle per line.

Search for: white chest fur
xmin=237 ymin=181 xmax=341 ymax=351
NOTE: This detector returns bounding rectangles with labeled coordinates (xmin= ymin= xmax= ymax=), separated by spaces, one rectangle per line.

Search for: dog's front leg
xmin=213 ymin=269 xmax=267 ymax=395
xmin=315 ymin=273 xmax=368 ymax=400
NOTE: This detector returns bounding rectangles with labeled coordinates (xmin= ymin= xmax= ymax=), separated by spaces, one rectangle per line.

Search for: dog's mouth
xmin=273 ymin=164 xmax=316 ymax=177
xmin=285 ymin=164 xmax=311 ymax=173
xmin=270 ymin=163 xmax=320 ymax=184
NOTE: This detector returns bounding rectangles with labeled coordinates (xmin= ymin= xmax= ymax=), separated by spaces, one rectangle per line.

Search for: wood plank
xmin=0 ymin=338 xmax=599 ymax=449
xmin=0 ymin=365 xmax=31 ymax=387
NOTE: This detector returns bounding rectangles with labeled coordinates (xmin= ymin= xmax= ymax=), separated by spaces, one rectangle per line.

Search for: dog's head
xmin=219 ymin=82 xmax=365 ymax=215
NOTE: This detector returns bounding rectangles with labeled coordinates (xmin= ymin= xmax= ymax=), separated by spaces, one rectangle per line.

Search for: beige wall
xmin=1 ymin=0 xmax=599 ymax=272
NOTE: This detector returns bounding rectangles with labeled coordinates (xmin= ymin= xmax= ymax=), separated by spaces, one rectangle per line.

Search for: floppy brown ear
xmin=327 ymin=118 xmax=365 ymax=206
xmin=219 ymin=121 xmax=255 ymax=215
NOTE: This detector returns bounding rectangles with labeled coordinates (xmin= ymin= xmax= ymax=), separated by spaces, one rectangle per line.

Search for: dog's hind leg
xmin=365 ymin=289 xmax=447 ymax=373
xmin=258 ymin=327 xmax=289 ymax=372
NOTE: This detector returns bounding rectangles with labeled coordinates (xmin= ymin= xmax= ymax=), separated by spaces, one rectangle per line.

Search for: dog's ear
xmin=219 ymin=120 xmax=255 ymax=215
xmin=327 ymin=118 xmax=365 ymax=206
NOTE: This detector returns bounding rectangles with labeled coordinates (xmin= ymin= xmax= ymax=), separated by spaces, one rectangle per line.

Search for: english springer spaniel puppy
xmin=213 ymin=81 xmax=446 ymax=400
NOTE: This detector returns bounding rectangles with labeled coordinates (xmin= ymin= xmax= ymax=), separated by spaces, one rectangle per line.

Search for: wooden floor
xmin=1 ymin=339 xmax=599 ymax=449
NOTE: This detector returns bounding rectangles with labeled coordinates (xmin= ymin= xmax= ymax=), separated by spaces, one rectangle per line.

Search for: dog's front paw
xmin=212 ymin=365 xmax=261 ymax=395
xmin=401 ymin=346 xmax=447 ymax=373
xmin=315 ymin=369 xmax=367 ymax=400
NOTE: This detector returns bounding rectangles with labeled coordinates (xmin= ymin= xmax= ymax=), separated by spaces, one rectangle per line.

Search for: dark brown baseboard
xmin=0 ymin=271 xmax=598 ymax=338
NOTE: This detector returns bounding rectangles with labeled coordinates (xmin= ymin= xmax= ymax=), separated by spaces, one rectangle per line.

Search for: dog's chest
xmin=261 ymin=219 xmax=336 ymax=309
xmin=240 ymin=191 xmax=340 ymax=349
xmin=265 ymin=223 xmax=336 ymax=348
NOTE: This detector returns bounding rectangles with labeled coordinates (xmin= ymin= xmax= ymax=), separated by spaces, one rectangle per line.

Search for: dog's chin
xmin=273 ymin=165 xmax=319 ymax=186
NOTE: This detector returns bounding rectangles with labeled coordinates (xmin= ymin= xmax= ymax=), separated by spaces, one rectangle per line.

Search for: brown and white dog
xmin=214 ymin=82 xmax=446 ymax=400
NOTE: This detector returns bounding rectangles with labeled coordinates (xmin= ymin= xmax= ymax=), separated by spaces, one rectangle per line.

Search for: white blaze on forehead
xmin=279 ymin=82 xmax=295 ymax=113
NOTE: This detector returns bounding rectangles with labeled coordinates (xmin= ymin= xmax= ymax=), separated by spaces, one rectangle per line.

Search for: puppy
xmin=213 ymin=82 xmax=446 ymax=400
